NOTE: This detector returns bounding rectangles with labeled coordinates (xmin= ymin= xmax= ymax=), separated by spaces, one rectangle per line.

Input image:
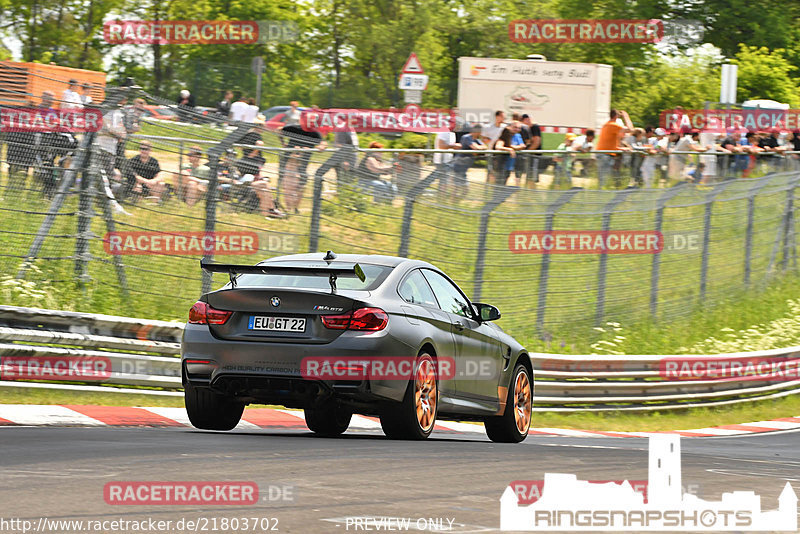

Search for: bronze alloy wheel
xmin=513 ymin=367 xmax=532 ymax=434
xmin=414 ymin=356 xmax=437 ymax=433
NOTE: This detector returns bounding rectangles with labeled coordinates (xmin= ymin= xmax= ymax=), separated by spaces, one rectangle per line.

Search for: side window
xmin=398 ymin=270 xmax=438 ymax=307
xmin=421 ymin=270 xmax=471 ymax=318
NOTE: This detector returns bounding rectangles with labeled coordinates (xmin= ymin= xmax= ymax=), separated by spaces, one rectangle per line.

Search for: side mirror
xmin=474 ymin=302 xmax=501 ymax=322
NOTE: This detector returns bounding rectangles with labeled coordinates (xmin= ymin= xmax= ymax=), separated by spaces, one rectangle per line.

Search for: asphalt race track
xmin=2 ymin=425 xmax=799 ymax=533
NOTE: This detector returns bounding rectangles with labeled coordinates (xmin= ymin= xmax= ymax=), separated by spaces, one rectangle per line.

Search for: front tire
xmin=484 ymin=363 xmax=532 ymax=443
xmin=380 ymin=353 xmax=438 ymax=440
xmin=184 ymin=382 xmax=245 ymax=431
xmin=304 ymin=401 xmax=352 ymax=436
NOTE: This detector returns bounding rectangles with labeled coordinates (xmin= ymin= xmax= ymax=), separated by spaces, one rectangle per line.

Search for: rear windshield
xmin=232 ymin=261 xmax=392 ymax=291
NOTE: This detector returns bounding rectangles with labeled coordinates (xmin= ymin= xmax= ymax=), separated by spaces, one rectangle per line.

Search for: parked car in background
xmin=141 ymin=105 xmax=179 ymax=121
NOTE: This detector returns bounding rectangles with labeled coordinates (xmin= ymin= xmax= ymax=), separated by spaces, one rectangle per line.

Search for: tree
xmin=732 ymin=45 xmax=800 ymax=107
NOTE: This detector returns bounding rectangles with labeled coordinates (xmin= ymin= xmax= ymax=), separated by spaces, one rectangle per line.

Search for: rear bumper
xmin=181 ymin=323 xmax=412 ymax=405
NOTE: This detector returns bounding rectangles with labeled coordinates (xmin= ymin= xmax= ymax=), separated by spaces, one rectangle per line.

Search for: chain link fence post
xmin=536 ymin=188 xmax=581 ymax=334
xmin=73 ymin=132 xmax=98 ymax=285
xmin=650 ymin=184 xmax=688 ymax=316
xmin=398 ymin=168 xmax=441 ymax=257
xmin=699 ymin=181 xmax=735 ymax=302
xmin=472 ymin=187 xmax=516 ymax=302
xmin=201 ymin=125 xmax=251 ymax=294
xmin=595 ymin=187 xmax=636 ymax=326
xmin=308 ymin=160 xmax=325 ymax=253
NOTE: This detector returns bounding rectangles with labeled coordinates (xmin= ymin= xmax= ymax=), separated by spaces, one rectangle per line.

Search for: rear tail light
xmin=321 ymin=307 xmax=388 ymax=331
xmin=188 ymin=301 xmax=232 ymax=325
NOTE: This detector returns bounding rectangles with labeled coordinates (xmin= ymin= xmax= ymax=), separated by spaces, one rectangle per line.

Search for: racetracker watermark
xmin=103 ymin=20 xmax=298 ymax=44
xmin=660 ymin=108 xmax=800 ymax=133
xmin=509 ymin=231 xmax=663 ymax=254
xmin=660 ymin=356 xmax=800 ymax=382
xmin=0 ymin=356 xmax=111 ymax=380
xmin=300 ymin=106 xmax=456 ymax=133
xmin=509 ymin=19 xmax=663 ymax=43
xmin=103 ymin=482 xmax=267 ymax=505
xmin=0 ymin=107 xmax=102 ymax=133
xmin=301 ymin=356 xmax=457 ymax=380
xmin=104 ymin=231 xmax=259 ymax=255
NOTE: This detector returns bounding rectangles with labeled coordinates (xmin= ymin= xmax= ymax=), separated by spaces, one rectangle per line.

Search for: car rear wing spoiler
xmin=200 ymin=259 xmax=366 ymax=291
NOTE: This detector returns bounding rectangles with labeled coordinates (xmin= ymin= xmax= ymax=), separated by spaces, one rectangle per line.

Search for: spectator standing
xmin=594 ymin=109 xmax=633 ymax=187
xmin=553 ymin=132 xmax=576 ymax=186
xmin=740 ymin=132 xmax=764 ymax=178
xmin=80 ymin=83 xmax=93 ymax=106
xmin=493 ymin=122 xmax=521 ymax=186
xmin=482 ymin=110 xmax=506 ymax=184
xmin=216 ymin=91 xmax=234 ymax=121
xmin=434 ymin=126 xmax=461 ymax=197
xmin=570 ymin=129 xmax=595 ymax=176
xmin=639 ymin=128 xmax=664 ymax=188
xmin=285 ymin=101 xmax=302 ymax=126
xmin=520 ymin=114 xmax=542 ymax=184
xmin=452 ymin=124 xmax=486 ymax=199
xmin=61 ymin=79 xmax=83 ymax=110
xmin=280 ymin=123 xmax=325 ymax=214
xmin=96 ymin=91 xmax=130 ymax=214
xmin=789 ymin=130 xmax=800 ymax=170
xmin=315 ymin=127 xmax=359 ymax=191
xmin=243 ymin=98 xmax=259 ymax=123
xmin=176 ymin=89 xmax=195 ymax=122
xmin=230 ymin=96 xmax=249 ymax=122
xmin=758 ymin=128 xmax=786 ymax=172
xmin=668 ymin=130 xmax=708 ymax=181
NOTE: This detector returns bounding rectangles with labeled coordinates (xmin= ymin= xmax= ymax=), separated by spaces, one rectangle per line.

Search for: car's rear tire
xmin=304 ymin=402 xmax=352 ymax=436
xmin=184 ymin=382 xmax=245 ymax=431
xmin=380 ymin=353 xmax=438 ymax=440
xmin=484 ymin=363 xmax=532 ymax=443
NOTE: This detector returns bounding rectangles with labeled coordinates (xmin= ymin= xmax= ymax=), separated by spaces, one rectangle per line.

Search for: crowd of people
xmin=6 ymin=85 xmax=800 ymax=226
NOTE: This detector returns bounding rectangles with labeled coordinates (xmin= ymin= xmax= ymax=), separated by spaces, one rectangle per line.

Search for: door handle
xmin=453 ymin=321 xmax=465 ymax=331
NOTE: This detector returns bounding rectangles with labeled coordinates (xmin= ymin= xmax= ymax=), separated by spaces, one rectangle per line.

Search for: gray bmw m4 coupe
xmin=181 ymin=251 xmax=533 ymax=442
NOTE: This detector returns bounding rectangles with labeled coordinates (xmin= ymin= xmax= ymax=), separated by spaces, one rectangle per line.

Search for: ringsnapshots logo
xmin=500 ymin=435 xmax=797 ymax=531
xmin=300 ymin=106 xmax=456 ymax=133
xmin=103 ymin=20 xmax=298 ymax=44
xmin=0 ymin=107 xmax=102 ymax=133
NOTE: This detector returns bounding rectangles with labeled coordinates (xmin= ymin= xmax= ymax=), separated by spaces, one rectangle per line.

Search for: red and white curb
xmin=0 ymin=405 xmax=799 ymax=438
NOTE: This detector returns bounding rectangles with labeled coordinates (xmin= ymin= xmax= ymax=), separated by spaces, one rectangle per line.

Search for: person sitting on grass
xmin=178 ymin=146 xmax=211 ymax=207
xmin=123 ymin=140 xmax=167 ymax=203
xmin=356 ymin=142 xmax=398 ymax=202
xmin=234 ymin=140 xmax=285 ymax=219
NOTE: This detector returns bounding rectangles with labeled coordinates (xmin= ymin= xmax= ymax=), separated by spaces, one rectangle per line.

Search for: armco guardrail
xmin=0 ymin=305 xmax=183 ymax=391
xmin=1 ymin=305 xmax=799 ymax=412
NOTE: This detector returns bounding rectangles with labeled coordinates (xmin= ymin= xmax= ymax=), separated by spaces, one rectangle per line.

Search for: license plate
xmin=248 ymin=316 xmax=306 ymax=332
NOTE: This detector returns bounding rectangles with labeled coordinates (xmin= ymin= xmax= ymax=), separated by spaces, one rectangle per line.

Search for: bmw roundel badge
xmin=270 ymin=296 xmax=281 ymax=308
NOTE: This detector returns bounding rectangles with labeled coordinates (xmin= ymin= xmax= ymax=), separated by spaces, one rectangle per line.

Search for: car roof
xmin=260 ymin=253 xmax=435 ymax=269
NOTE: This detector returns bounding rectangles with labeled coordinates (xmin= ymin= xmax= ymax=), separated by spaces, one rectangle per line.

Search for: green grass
xmin=0 ymin=387 xmax=184 ymax=407
xmin=531 ymin=393 xmax=800 ymax=432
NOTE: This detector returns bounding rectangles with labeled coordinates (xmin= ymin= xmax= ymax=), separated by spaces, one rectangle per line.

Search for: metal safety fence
xmin=2 ymin=305 xmax=799 ymax=412
xmin=1 ymin=81 xmax=800 ymax=341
